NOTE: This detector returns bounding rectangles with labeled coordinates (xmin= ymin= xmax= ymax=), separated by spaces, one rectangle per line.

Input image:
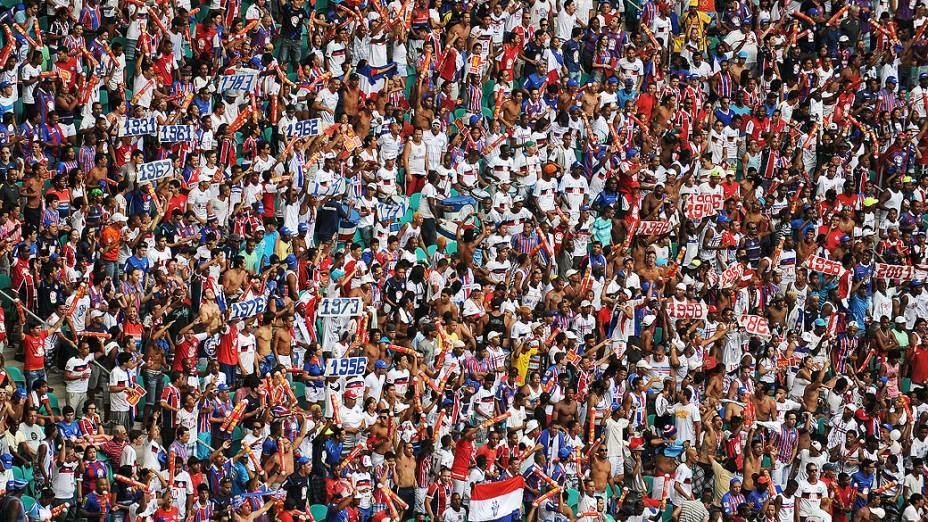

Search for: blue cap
xmin=814 ymin=318 xmax=827 ymax=327
xmin=375 ymin=359 xmax=389 ymax=369
xmin=808 ymin=7 xmax=819 ymax=15
xmin=626 ymin=148 xmax=639 ymax=157
xmin=580 ymin=205 xmax=590 ymax=211
xmin=558 ymin=447 xmax=571 ymax=460
xmin=887 ymin=76 xmax=898 ymax=83
xmin=217 ymin=383 xmax=230 ymax=391
xmin=571 ymin=161 xmax=584 ymax=171
xmin=567 ymin=79 xmax=579 ymax=88
xmin=717 ymin=215 xmax=730 ymax=224
xmin=920 ymin=72 xmax=928 ymax=80
xmin=840 ymin=235 xmax=851 ymax=242
xmin=605 ymin=76 xmax=619 ymax=84
xmin=297 ymin=456 xmax=311 ymax=466
xmin=331 ymin=269 xmax=345 ymax=280
xmin=12 ymin=387 xmax=24 ymax=399
xmin=280 ymin=227 xmax=293 ymax=236
xmin=730 ymin=477 xmax=743 ymax=486
xmin=379 ymin=336 xmax=390 ymax=343
xmin=738 ymin=50 xmax=748 ymax=58
xmin=914 ymin=279 xmax=924 ymax=286
xmin=469 ymin=115 xmax=481 ymax=126
xmin=285 ymin=254 xmax=298 ymax=270
xmin=0 ymin=81 xmax=11 ymax=89
xmin=0 ymin=454 xmax=12 ymax=469
xmin=624 ymin=78 xmax=635 ymax=85
xmin=298 ymin=223 xmax=309 ymax=233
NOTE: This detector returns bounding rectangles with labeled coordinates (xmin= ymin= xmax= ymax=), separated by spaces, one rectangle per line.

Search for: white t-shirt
xmin=796 ymin=479 xmax=828 ymax=518
xmin=65 ymin=354 xmax=94 ymax=393
xmin=672 ymin=402 xmax=701 ymax=445
xmin=21 ymin=63 xmax=41 ymax=104
xmin=109 ymin=366 xmax=132 ymax=412
xmin=187 ymin=186 xmax=211 ymax=221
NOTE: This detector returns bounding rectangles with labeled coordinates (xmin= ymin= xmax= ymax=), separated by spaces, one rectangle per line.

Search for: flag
xmin=469 ymin=477 xmax=525 ymax=522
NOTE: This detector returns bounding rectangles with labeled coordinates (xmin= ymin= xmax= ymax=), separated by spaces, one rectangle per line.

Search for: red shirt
xmin=173 ymin=336 xmax=199 ymax=372
xmin=154 ymin=506 xmax=179 ymax=522
xmin=450 ymin=438 xmax=474 ymax=480
xmin=217 ymin=326 xmax=240 ymax=367
xmin=911 ymin=345 xmax=928 ymax=385
xmin=636 ymin=92 xmax=657 ymax=121
xmin=23 ymin=331 xmax=48 ymax=371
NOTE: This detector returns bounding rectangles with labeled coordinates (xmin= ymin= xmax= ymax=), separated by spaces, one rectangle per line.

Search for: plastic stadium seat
xmin=566 ymin=488 xmax=580 ymax=507
xmin=310 ymin=504 xmax=328 ymax=522
xmin=21 ymin=496 xmax=35 ymax=513
xmin=46 ymin=391 xmax=61 ymax=415
xmin=5 ymin=366 xmax=25 ymax=387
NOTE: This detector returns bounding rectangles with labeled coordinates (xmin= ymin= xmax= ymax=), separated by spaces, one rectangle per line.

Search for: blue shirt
xmin=562 ymin=39 xmax=581 ymax=72
xmin=850 ymin=471 xmax=875 ymax=511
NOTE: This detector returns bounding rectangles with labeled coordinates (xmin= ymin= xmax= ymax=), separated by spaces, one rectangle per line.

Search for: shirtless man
xmin=255 ymin=313 xmax=274 ymax=369
xmin=500 ymin=90 xmax=523 ymax=128
xmin=273 ymin=314 xmax=294 ymax=368
xmin=640 ymin=183 xmax=668 ymax=219
xmin=395 ymin=441 xmax=418 ymax=512
xmin=751 ymin=384 xmax=777 ymax=422
xmin=552 ymin=388 xmax=579 ymax=425
xmin=340 ymin=74 xmax=362 ymax=122
xmin=589 ymin=444 xmax=615 ymax=497
xmin=435 ymin=290 xmax=460 ymax=321
xmin=367 ymin=410 xmax=395 ymax=465
xmin=222 ymin=256 xmax=249 ymax=299
xmin=198 ymin=287 xmax=223 ymax=332
xmin=742 ymin=433 xmax=766 ymax=492
xmin=579 ymin=82 xmax=601 ymax=118
xmin=633 ymin=249 xmax=662 ymax=296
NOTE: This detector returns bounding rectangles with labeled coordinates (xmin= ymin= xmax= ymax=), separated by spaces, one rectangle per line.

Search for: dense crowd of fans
xmin=3 ymin=0 xmax=928 ymax=521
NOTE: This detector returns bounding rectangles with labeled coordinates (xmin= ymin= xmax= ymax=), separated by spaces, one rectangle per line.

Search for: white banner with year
xmin=137 ymin=160 xmax=173 ymax=184
xmin=873 ymin=263 xmax=928 ymax=280
xmin=685 ymin=193 xmax=723 ymax=220
xmin=285 ymin=118 xmax=321 ymax=138
xmin=229 ymin=295 xmax=268 ymax=320
xmin=737 ymin=314 xmax=772 ymax=338
xmin=805 ymin=255 xmax=844 ymax=276
xmin=324 ymin=357 xmax=368 ymax=377
xmin=317 ymin=297 xmax=363 ymax=318
xmin=121 ymin=117 xmax=157 ymax=137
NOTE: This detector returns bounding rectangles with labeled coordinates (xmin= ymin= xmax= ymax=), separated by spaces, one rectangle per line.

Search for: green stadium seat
xmin=445 ymin=241 xmax=457 ymax=255
xmin=427 ymin=245 xmax=437 ymax=257
xmin=21 ymin=495 xmax=35 ymax=513
xmin=46 ymin=391 xmax=61 ymax=415
xmin=0 ymin=273 xmax=10 ymax=289
xmin=902 ymin=378 xmax=912 ymax=393
xmin=5 ymin=366 xmax=25 ymax=387
xmin=566 ymin=488 xmax=580 ymax=507
xmin=311 ymin=504 xmax=328 ymax=522
xmin=415 ymin=247 xmax=427 ymax=262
